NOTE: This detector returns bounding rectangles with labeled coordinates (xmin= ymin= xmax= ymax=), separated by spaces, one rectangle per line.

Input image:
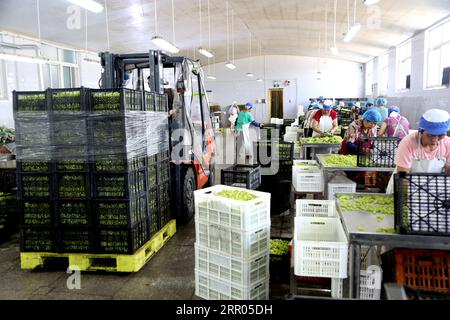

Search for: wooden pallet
xmin=20 ymin=219 xmax=176 ymax=272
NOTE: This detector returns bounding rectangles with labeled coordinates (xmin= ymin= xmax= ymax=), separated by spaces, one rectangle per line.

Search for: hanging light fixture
xmin=330 ymin=0 xmax=339 ymax=55
xmin=246 ymin=33 xmax=254 ymax=77
xmin=256 ymin=41 xmax=263 ymax=82
xmin=67 ymin=0 xmax=103 ymax=13
xmin=256 ymin=78 xmax=263 ymax=82
xmin=207 ymin=56 xmax=217 ymax=80
xmin=151 ymin=0 xmax=179 ymax=54
xmin=343 ymin=0 xmax=360 ymax=43
xmin=363 ymin=0 xmax=380 ymax=6
xmin=198 ymin=0 xmax=214 ymax=58
xmin=225 ymin=2 xmax=236 ymax=70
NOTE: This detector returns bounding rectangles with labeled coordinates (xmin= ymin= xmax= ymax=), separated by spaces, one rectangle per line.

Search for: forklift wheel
xmin=180 ymin=167 xmax=196 ymax=223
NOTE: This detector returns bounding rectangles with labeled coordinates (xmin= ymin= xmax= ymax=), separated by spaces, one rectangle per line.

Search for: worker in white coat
xmin=386 ymin=109 xmax=450 ymax=193
xmin=311 ymin=99 xmax=338 ymax=137
xmin=236 ymin=102 xmax=263 ymax=163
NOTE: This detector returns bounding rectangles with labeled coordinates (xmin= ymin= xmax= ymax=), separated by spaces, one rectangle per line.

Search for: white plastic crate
xmin=295 ymin=199 xmax=336 ymax=217
xmin=195 ymin=244 xmax=269 ymax=287
xmin=286 ymin=126 xmax=301 ymax=133
xmin=327 ymin=176 xmax=356 ymax=200
xmin=283 ymin=133 xmax=298 ymax=142
xmin=294 ymin=216 xmax=348 ymax=278
xmin=293 ymin=160 xmax=319 ymax=167
xmin=331 ymin=272 xmax=381 ymax=300
xmin=195 ymin=218 xmax=270 ymax=259
xmin=195 ymin=270 xmax=269 ymax=300
xmin=195 ymin=185 xmax=270 ymax=231
xmin=292 ymin=166 xmax=324 ymax=192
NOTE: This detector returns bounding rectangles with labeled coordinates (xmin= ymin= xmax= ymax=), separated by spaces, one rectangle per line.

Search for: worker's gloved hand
xmin=260 ymin=123 xmax=264 ymax=128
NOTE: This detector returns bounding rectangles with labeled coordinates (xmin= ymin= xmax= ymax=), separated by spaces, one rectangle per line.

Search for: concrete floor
xmin=0 ymin=214 xmax=292 ymax=300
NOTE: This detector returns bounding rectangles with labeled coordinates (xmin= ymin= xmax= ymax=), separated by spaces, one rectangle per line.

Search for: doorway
xmin=268 ymin=88 xmax=283 ymax=119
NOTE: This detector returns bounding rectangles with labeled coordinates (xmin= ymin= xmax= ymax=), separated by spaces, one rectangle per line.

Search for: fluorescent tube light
xmin=256 ymin=78 xmax=263 ymax=82
xmin=207 ymin=75 xmax=217 ymax=80
xmin=225 ymin=61 xmax=236 ymax=70
xmin=330 ymin=46 xmax=339 ymax=55
xmin=151 ymin=36 xmax=180 ymax=54
xmin=67 ymin=0 xmax=104 ymax=13
xmin=363 ymin=0 xmax=380 ymax=6
xmin=343 ymin=23 xmax=361 ymax=42
xmin=246 ymin=72 xmax=254 ymax=77
xmin=198 ymin=47 xmax=214 ymax=58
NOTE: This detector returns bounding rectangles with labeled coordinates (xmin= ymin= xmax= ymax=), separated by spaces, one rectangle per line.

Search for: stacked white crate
xmin=292 ymin=160 xmax=324 ymax=193
xmin=194 ymin=185 xmax=271 ymax=300
xmin=284 ymin=126 xmax=300 ymax=142
xmin=293 ymin=199 xmax=348 ymax=280
xmin=327 ymin=175 xmax=356 ymax=200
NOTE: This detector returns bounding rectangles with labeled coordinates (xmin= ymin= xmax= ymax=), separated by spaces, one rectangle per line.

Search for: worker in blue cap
xmin=385 ymin=109 xmax=450 ymax=193
xmin=303 ymin=102 xmax=321 ymax=138
xmin=236 ymin=102 xmax=263 ymax=163
xmin=339 ymin=108 xmax=381 ymax=155
xmin=312 ymin=100 xmax=338 ymax=137
xmin=378 ymin=106 xmax=410 ymax=139
xmin=375 ymin=97 xmax=389 ymax=125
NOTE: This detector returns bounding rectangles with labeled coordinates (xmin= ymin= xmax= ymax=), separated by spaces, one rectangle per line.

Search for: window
xmin=397 ymin=40 xmax=411 ymax=91
xmin=0 ymin=61 xmax=6 ymax=100
xmin=425 ymin=18 xmax=450 ymax=88
xmin=378 ymin=53 xmax=389 ymax=94
xmin=365 ymin=59 xmax=374 ymax=95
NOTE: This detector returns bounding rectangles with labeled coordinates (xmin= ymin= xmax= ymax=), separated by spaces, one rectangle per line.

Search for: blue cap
xmin=245 ymin=102 xmax=254 ymax=110
xmin=375 ymin=97 xmax=387 ymax=106
xmin=388 ymin=106 xmax=400 ymax=115
xmin=365 ymin=101 xmax=374 ymax=108
xmin=419 ymin=109 xmax=450 ymax=135
xmin=323 ymin=99 xmax=333 ymax=110
xmin=362 ymin=108 xmax=382 ymax=123
xmin=318 ymin=96 xmax=325 ymax=100
xmin=311 ymin=102 xmax=321 ymax=109
xmin=348 ymin=102 xmax=356 ymax=107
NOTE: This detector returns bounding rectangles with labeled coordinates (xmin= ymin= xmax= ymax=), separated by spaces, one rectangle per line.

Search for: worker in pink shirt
xmin=378 ymin=106 xmax=410 ymax=139
xmin=386 ymin=109 xmax=450 ymax=192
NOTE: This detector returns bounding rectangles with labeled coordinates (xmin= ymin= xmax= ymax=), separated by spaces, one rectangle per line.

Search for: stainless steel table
xmin=335 ymin=193 xmax=450 ymax=299
xmin=301 ymin=143 xmax=340 ymax=160
xmin=316 ymin=154 xmax=395 ymax=199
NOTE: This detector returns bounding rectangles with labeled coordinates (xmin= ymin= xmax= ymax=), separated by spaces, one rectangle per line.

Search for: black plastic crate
xmin=148 ymin=186 xmax=158 ymax=232
xmin=92 ymin=170 xmax=147 ymax=199
xmin=158 ymin=180 xmax=171 ymax=208
xmin=0 ymin=169 xmax=17 ymax=192
xmin=13 ymin=90 xmax=48 ymax=113
xmin=56 ymin=200 xmax=92 ymax=226
xmin=19 ymin=200 xmax=54 ymax=226
xmin=60 ymin=227 xmax=95 ymax=253
xmin=147 ymin=162 xmax=157 ymax=187
xmin=90 ymin=88 xmax=144 ymax=114
xmin=97 ymin=218 xmax=151 ymax=254
xmin=158 ymin=204 xmax=172 ymax=230
xmin=20 ymin=226 xmax=57 ymax=252
xmin=274 ymin=160 xmax=293 ymax=182
xmin=157 ymin=150 xmax=170 ymax=162
xmin=144 ymin=92 xmax=156 ymax=111
xmin=394 ymin=173 xmax=450 ymax=236
xmin=220 ymin=164 xmax=261 ymax=190
xmin=357 ymin=137 xmax=400 ymax=168
xmin=339 ymin=118 xmax=353 ymax=127
xmin=157 ymin=161 xmax=170 ymax=184
xmin=48 ymin=88 xmax=89 ymax=113
xmin=54 ymin=145 xmax=90 ymax=172
xmin=14 ymin=116 xmax=51 ymax=147
xmin=94 ymin=194 xmax=148 ymax=227
xmin=155 ymin=93 xmax=168 ymax=112
xmin=0 ymin=193 xmax=18 ymax=234
xmin=17 ymin=161 xmax=52 ymax=173
xmin=260 ymin=124 xmax=283 ymax=140
xmin=17 ymin=173 xmax=53 ymax=199
xmin=283 ymin=119 xmax=295 ymax=126
xmin=92 ymin=156 xmax=146 ymax=173
xmin=256 ymin=140 xmax=294 ymax=167
xmin=55 ymin=173 xmax=90 ymax=199
xmin=89 ymin=117 xmax=128 ymax=145
xmin=52 ymin=117 xmax=88 ymax=145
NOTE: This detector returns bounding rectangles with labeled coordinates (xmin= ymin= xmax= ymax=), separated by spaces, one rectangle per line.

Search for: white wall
xmin=205 ymin=55 xmax=365 ymax=124
xmin=368 ymin=30 xmax=450 ymax=129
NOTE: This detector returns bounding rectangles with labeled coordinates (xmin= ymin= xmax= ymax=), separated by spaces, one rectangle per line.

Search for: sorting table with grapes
xmin=315 ymin=154 xmax=395 ymax=198
xmin=335 ymin=193 xmax=450 ymax=299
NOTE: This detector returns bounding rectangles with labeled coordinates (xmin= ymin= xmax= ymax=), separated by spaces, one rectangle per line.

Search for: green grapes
xmin=216 ymin=189 xmax=258 ymax=201
xmin=300 ymin=136 xmax=343 ymax=145
xmin=375 ymin=227 xmax=396 ymax=234
xmin=322 ymin=155 xmax=357 ymax=167
xmin=270 ymin=239 xmax=290 ymax=255
xmin=337 ymin=195 xmax=394 ymax=215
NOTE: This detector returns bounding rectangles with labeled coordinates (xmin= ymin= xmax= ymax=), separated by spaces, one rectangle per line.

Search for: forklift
xmin=99 ymin=50 xmax=216 ymax=224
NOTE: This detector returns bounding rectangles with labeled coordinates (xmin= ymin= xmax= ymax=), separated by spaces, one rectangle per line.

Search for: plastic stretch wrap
xmin=14 ymin=111 xmax=169 ymax=161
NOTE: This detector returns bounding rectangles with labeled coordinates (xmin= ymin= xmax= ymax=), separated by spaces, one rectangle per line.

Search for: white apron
xmin=386 ymin=132 xmax=445 ymax=193
xmin=242 ymin=123 xmax=252 ymax=155
xmin=312 ymin=115 xmax=333 ymax=137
